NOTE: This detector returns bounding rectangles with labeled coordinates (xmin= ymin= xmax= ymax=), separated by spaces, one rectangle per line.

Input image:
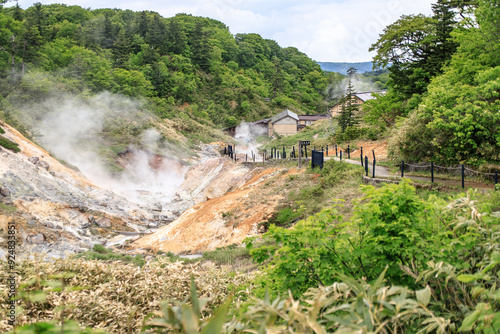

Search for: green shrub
xmin=334 ymin=126 xmax=366 ymax=143
xmin=92 ymin=244 xmax=108 ymax=254
xmin=247 ymin=180 xmax=465 ymax=297
xmin=0 ymin=126 xmax=5 ymax=134
xmin=77 ymin=246 xmax=145 ymax=266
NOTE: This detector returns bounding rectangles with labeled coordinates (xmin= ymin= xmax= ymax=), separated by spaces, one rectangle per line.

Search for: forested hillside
xmin=0 ymin=1 xmax=332 ymax=131
xmin=363 ymin=0 xmax=500 ymax=166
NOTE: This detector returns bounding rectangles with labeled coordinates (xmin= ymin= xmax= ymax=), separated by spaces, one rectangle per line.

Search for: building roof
xmin=298 ymin=114 xmax=329 ymax=121
xmin=251 ymin=118 xmax=270 ymax=125
xmin=270 ymin=109 xmax=299 ymax=124
xmin=355 ymin=90 xmax=386 ymax=102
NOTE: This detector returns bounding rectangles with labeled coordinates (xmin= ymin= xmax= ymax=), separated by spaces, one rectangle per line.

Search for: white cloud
xmin=12 ymin=0 xmax=435 ymax=61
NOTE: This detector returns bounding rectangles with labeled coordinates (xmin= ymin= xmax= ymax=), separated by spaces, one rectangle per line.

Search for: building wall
xmin=329 ymin=97 xmax=365 ymax=117
xmin=268 ymin=122 xmax=274 ymax=137
xmin=273 ymin=124 xmax=297 ymax=136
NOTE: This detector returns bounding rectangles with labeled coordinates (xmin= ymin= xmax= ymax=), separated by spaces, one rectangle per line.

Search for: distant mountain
xmin=317 ymin=62 xmax=374 ymax=74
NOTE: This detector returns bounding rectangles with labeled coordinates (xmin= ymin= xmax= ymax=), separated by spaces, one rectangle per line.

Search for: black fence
xmin=400 ymin=161 xmax=499 ymax=188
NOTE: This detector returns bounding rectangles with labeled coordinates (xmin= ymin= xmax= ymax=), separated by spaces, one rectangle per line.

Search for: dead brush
xmin=0 ymin=255 xmax=252 ymax=333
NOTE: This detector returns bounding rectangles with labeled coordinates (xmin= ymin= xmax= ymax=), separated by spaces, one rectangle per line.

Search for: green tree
xmin=337 ymin=67 xmax=360 ymax=132
xmin=190 ymin=21 xmax=211 ymax=71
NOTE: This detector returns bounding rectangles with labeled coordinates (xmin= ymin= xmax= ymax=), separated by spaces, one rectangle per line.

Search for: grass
xmin=0 ymin=136 xmax=20 ymax=152
xmin=77 ymin=244 xmax=146 ymax=266
xmin=202 ymin=244 xmax=252 ymax=266
xmin=0 ymin=202 xmax=17 ymax=214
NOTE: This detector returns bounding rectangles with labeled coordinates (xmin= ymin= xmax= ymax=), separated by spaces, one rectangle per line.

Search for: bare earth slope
xmin=133 ymin=163 xmax=300 ymax=254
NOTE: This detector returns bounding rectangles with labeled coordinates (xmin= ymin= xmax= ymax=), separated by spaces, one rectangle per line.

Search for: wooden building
xmin=268 ymin=109 xmax=299 ymax=137
xmin=297 ymin=114 xmax=329 ymax=130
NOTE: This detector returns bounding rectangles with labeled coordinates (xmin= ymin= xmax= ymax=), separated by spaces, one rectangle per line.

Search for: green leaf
xmin=416 ymin=285 xmax=431 ymax=307
xmin=458 ymin=310 xmax=481 ymax=331
xmin=457 ymin=274 xmax=477 ymax=283
xmin=190 ymin=276 xmax=200 ymax=316
xmin=201 ymin=297 xmax=231 ymax=334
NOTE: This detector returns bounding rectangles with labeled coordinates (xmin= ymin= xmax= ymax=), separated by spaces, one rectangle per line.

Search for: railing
xmin=400 ymin=161 xmax=499 ymax=188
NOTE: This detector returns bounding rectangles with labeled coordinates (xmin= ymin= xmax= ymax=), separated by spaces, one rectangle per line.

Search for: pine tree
xmin=191 ymin=22 xmax=211 ymax=71
xmin=166 ymin=19 xmax=188 ymax=55
xmin=337 ymin=67 xmax=360 ymax=132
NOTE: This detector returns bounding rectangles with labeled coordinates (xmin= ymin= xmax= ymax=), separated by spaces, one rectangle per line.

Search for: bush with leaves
xmin=247 ymin=180 xmax=487 ymax=297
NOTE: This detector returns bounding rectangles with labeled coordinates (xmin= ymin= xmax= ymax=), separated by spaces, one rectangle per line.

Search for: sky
xmin=9 ymin=0 xmax=435 ymax=62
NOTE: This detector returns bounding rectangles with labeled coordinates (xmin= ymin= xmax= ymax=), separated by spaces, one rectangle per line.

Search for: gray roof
xmin=355 ymin=90 xmax=386 ymax=102
xmin=271 ymin=109 xmax=299 ymax=124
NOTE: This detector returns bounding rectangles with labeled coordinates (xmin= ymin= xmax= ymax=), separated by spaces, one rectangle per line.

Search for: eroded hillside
xmin=132 ymin=164 xmax=303 ymax=253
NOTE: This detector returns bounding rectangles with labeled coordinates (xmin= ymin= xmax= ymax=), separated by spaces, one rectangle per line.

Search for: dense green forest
xmin=0 ymin=0 xmax=336 ymax=131
xmin=364 ymin=0 xmax=500 ymax=166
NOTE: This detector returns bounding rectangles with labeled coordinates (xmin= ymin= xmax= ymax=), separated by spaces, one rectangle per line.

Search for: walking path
xmin=328 ymin=157 xmax=495 ymax=191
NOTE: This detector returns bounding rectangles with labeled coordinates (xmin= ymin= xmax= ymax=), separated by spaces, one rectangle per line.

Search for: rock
xmin=96 ymin=218 xmax=111 ymax=228
xmin=88 ymin=216 xmax=96 ymax=224
xmin=258 ymin=225 xmax=266 ymax=233
xmin=36 ymin=161 xmax=50 ymax=170
xmin=28 ymin=156 xmax=39 ymax=164
xmin=43 ymin=221 xmax=61 ymax=229
xmin=2 ymin=153 xmax=8 ymax=158
xmin=27 ymin=234 xmax=45 ymax=244
xmin=79 ymin=241 xmax=92 ymax=249
xmin=150 ymin=203 xmax=162 ymax=212
xmin=49 ymin=172 xmax=56 ymax=177
xmin=0 ymin=187 xmax=11 ymax=197
xmin=27 ymin=220 xmax=37 ymax=226
xmin=80 ymin=222 xmax=91 ymax=229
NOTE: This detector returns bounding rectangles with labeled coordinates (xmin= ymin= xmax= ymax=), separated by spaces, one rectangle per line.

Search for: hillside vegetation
xmin=0 ymin=1 xmax=334 ymax=131
xmin=1 ymin=0 xmax=500 ymax=333
xmin=364 ymin=0 xmax=500 ymax=166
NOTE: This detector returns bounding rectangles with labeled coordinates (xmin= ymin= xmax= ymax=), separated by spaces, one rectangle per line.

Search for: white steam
xmin=33 ymin=92 xmax=186 ymax=205
xmin=233 ymin=122 xmax=267 ymax=161
xmin=326 ymin=73 xmax=379 ymax=100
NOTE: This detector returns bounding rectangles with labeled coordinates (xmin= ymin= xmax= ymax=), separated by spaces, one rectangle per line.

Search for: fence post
xmin=335 ymin=145 xmax=338 ymax=157
xmin=373 ymin=157 xmax=376 ymax=178
xmin=326 ymin=145 xmax=329 ymax=156
xmin=305 ymin=146 xmax=308 ymax=159
xmin=431 ymin=162 xmax=434 ymax=183
xmin=298 ymin=140 xmax=302 ymax=169
xmin=340 ymin=151 xmax=342 ymax=161
xmin=462 ymin=164 xmax=465 ymax=189
xmin=347 ymin=145 xmax=350 ymax=159
xmin=495 ymin=171 xmax=498 ymax=187
xmin=365 ymin=156 xmax=368 ymax=176
xmin=360 ymin=147 xmax=363 ymax=167
xmin=246 ymin=154 xmax=247 ymax=161
xmin=401 ymin=161 xmax=404 ymax=178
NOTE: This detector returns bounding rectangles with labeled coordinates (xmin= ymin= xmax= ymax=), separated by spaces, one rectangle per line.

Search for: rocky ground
xmin=0 ymin=122 xmax=285 ymax=258
xmin=0 ymin=123 xmax=168 ymax=258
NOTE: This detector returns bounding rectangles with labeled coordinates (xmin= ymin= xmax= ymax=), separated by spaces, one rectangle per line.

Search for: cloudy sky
xmin=11 ymin=0 xmax=435 ymax=62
